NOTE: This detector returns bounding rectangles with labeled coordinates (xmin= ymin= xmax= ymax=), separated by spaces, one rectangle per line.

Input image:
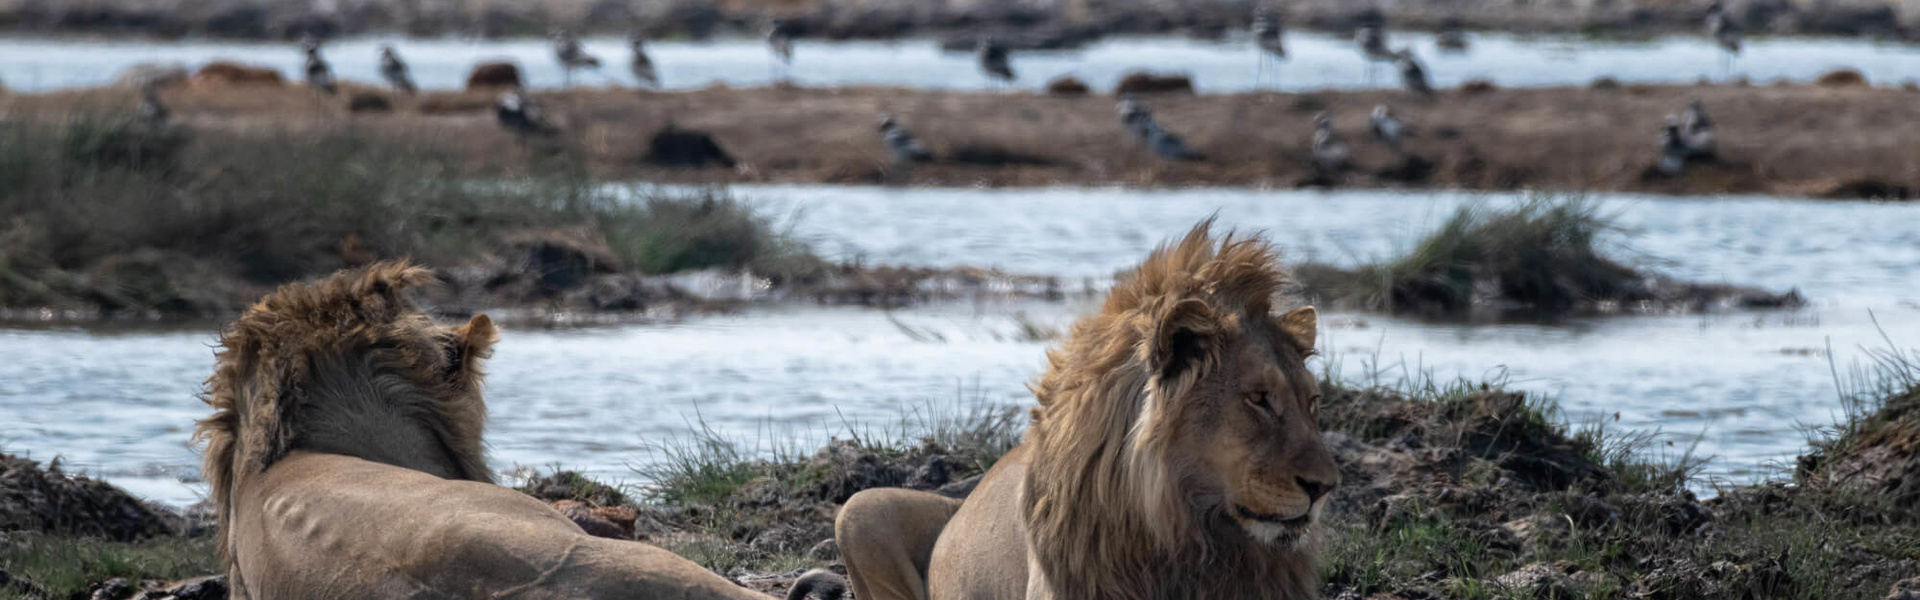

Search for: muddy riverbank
xmin=7 ymin=79 xmax=1915 ymax=198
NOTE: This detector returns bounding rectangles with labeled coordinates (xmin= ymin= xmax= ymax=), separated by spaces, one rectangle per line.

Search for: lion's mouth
xmin=1232 ymin=504 xmax=1311 ymax=528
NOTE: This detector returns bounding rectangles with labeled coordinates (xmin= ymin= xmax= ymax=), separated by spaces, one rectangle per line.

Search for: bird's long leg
xmin=1256 ymin=54 xmax=1267 ymax=89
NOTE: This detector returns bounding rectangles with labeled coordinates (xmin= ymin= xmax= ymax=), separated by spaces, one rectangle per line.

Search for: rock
xmin=1458 ymin=79 xmax=1498 ymax=94
xmin=465 ymin=61 xmax=523 ymax=90
xmin=90 ymin=578 xmax=133 ymax=600
xmin=1562 ymin=494 xmax=1617 ymax=527
xmin=163 ymin=576 xmax=227 ymax=600
xmin=1045 ymin=76 xmax=1091 ymax=96
xmin=114 ymin=62 xmax=189 ymax=89
xmin=1887 ymin=577 xmax=1920 ymax=600
xmin=552 ymin=499 xmax=635 ymax=540
xmin=645 ymin=127 xmax=736 ymax=169
xmin=1493 ymin=562 xmax=1610 ymax=599
xmin=1817 ymin=68 xmax=1871 ymax=88
xmin=908 ymin=454 xmax=951 ymax=489
xmin=192 ymin=61 xmax=283 ymax=87
xmin=347 ymin=93 xmax=393 ymax=113
xmin=1114 ymin=71 xmax=1193 ymax=95
xmin=1590 ymin=76 xmax=1621 ymax=90
xmin=808 ymin=538 xmax=840 ymax=562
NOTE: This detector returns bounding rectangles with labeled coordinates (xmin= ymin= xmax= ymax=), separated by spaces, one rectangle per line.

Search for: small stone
xmin=1886 ymin=577 xmax=1920 ymax=600
xmin=809 ymin=538 xmax=840 ymax=562
xmin=166 ymin=576 xmax=229 ymax=600
xmin=91 ymin=578 xmax=133 ymax=600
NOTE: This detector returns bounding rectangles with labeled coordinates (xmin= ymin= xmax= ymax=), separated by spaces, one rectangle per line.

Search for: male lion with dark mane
xmin=193 ymin=262 xmax=843 ymax=600
xmin=835 ymin=223 xmax=1340 ymax=600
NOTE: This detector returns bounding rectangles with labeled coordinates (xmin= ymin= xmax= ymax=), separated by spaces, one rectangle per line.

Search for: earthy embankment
xmin=5 ymin=370 xmax=1919 ymax=599
xmin=8 ymin=79 xmax=1917 ymax=198
xmin=3 ymin=0 xmax=1917 ymax=42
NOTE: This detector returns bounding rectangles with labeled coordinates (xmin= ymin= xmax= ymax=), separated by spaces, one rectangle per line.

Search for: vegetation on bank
xmin=1294 ymin=196 xmax=1802 ymax=318
xmin=0 ymin=113 xmax=824 ymax=318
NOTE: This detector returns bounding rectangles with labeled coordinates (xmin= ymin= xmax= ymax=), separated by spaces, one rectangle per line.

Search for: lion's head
xmin=192 ymin=262 xmax=496 ymax=571
xmin=1022 ymin=222 xmax=1339 ymax=600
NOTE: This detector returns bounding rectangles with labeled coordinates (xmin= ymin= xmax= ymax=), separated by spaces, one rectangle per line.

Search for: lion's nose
xmin=1296 ymin=476 xmax=1331 ymax=503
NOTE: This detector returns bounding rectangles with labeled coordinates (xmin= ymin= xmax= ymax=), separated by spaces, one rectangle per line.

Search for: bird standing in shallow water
xmin=629 ymin=33 xmax=659 ymax=88
xmin=1252 ymin=7 xmax=1286 ymax=87
xmin=978 ymin=38 xmax=1015 ymax=87
xmin=1706 ymin=1 xmax=1742 ymax=76
xmin=878 ymin=115 xmax=934 ymax=164
xmin=380 ymin=45 xmax=416 ymax=94
xmin=766 ymin=19 xmax=796 ymax=81
xmin=551 ymin=29 xmax=601 ymax=88
xmin=1312 ymin=113 xmax=1351 ymax=174
xmin=1677 ymin=99 xmax=1716 ymax=158
xmin=1117 ymin=98 xmax=1204 ymax=161
xmin=1354 ymin=25 xmax=1393 ymax=84
xmin=1394 ymin=49 xmax=1434 ymax=98
xmin=1370 ymin=105 xmax=1406 ymax=153
xmin=1657 ymin=117 xmax=1691 ymax=176
xmin=304 ymin=43 xmax=336 ymax=95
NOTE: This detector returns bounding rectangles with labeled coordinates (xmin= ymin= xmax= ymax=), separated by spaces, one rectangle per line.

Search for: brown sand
xmin=6 ymin=79 xmax=1917 ymax=198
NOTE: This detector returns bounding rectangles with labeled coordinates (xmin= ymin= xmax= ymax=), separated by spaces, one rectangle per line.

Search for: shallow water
xmin=2 ymin=187 xmax=1917 ymax=506
xmin=3 ymin=33 xmax=1918 ymax=93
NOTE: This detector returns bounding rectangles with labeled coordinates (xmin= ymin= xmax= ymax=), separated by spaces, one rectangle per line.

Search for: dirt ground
xmin=7 ymin=77 xmax=1916 ymax=198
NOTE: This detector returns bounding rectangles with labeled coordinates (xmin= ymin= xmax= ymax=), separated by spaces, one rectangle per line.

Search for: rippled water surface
xmin=3 ymin=187 xmax=1917 ymax=506
xmin=4 ymin=33 xmax=1919 ymax=93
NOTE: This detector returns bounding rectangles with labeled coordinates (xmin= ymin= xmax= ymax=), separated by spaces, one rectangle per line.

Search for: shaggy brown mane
xmin=1020 ymin=222 xmax=1318 ymax=600
xmin=192 ymin=261 xmax=495 ymax=578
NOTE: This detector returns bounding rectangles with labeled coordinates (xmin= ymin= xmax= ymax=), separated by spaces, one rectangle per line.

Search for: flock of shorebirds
xmin=135 ymin=1 xmax=1746 ymax=178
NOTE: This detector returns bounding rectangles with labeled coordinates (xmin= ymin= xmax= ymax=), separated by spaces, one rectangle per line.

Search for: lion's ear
xmin=449 ymin=313 xmax=497 ymax=383
xmin=1151 ymin=298 xmax=1219 ymax=382
xmin=1276 ymin=306 xmax=1317 ymax=355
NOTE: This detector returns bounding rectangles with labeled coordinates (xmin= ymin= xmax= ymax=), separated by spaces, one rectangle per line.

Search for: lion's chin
xmin=1231 ymin=505 xmax=1313 ymax=549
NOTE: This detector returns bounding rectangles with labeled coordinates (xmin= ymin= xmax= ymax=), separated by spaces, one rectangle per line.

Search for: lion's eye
xmin=1245 ymin=391 xmax=1276 ymax=418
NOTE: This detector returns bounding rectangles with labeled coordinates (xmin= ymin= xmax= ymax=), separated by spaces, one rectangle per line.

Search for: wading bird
xmin=1369 ymin=105 xmax=1406 ymax=153
xmin=1677 ymin=98 xmax=1716 ymax=158
xmin=978 ymin=37 xmax=1015 ymax=86
xmin=1312 ymin=113 xmax=1351 ymax=174
xmin=380 ymin=45 xmax=417 ymax=94
xmin=629 ymin=33 xmax=659 ymax=88
xmin=766 ymin=18 xmax=796 ymax=80
xmin=551 ymin=29 xmax=601 ymax=87
xmin=1706 ymin=1 xmax=1742 ymax=75
xmin=496 ymin=87 xmax=556 ymax=136
xmin=1252 ymin=7 xmax=1286 ymax=87
xmin=1395 ymin=48 xmax=1434 ymax=98
xmin=304 ymin=43 xmax=336 ymax=95
xmin=1657 ymin=117 xmax=1691 ymax=176
xmin=1354 ymin=25 xmax=1394 ymax=84
xmin=1117 ymin=98 xmax=1204 ymax=161
xmin=878 ymin=115 xmax=934 ymax=164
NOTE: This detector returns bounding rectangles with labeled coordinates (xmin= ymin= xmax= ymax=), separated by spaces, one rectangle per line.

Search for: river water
xmin=3 ymin=33 xmax=1917 ymax=93
xmin=1 ymin=186 xmax=1914 ymax=507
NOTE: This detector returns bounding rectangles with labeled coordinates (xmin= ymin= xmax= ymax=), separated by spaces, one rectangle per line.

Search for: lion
xmin=193 ymin=262 xmax=843 ymax=600
xmin=835 ymin=223 xmax=1340 ymax=600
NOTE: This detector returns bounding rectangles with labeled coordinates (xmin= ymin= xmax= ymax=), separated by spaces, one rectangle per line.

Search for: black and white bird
xmin=496 ymin=87 xmax=556 ymax=136
xmin=1369 ymin=105 xmax=1406 ymax=153
xmin=1706 ymin=1 xmax=1742 ymax=56
xmin=379 ymin=45 xmax=416 ymax=94
xmin=1117 ymin=99 xmax=1204 ymax=161
xmin=629 ymin=33 xmax=659 ymax=88
xmin=550 ymin=29 xmax=601 ymax=87
xmin=1312 ymin=113 xmax=1351 ymax=174
xmin=1677 ymin=99 xmax=1716 ymax=158
xmin=878 ymin=115 xmax=933 ymax=164
xmin=1355 ymin=25 xmax=1393 ymax=61
xmin=304 ymin=44 xmax=336 ymax=95
xmin=978 ymin=38 xmax=1015 ymax=85
xmin=1394 ymin=49 xmax=1434 ymax=98
xmin=137 ymin=81 xmax=168 ymax=127
xmin=1253 ymin=7 xmax=1286 ymax=58
xmin=767 ymin=19 xmax=796 ymax=66
xmin=1436 ymin=18 xmax=1469 ymax=52
xmin=1657 ymin=117 xmax=1691 ymax=176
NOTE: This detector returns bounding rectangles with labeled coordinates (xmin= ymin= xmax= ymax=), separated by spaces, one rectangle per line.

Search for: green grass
xmin=0 ymin=534 xmax=216 ymax=599
xmin=0 ymin=114 xmax=822 ymax=315
xmin=1303 ymin=195 xmax=1642 ymax=316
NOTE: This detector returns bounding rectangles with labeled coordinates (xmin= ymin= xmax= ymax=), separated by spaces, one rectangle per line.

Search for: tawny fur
xmin=1019 ymin=222 xmax=1321 ymax=600
xmin=191 ymin=262 xmax=495 ymax=584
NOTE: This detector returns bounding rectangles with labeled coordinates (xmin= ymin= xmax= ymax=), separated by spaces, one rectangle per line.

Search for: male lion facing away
xmin=193 ymin=262 xmax=843 ymax=600
xmin=835 ymin=222 xmax=1340 ymax=600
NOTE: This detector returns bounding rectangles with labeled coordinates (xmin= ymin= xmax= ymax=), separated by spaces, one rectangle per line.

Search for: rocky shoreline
xmin=3 ymin=0 xmax=1918 ymax=43
xmin=4 ymin=371 xmax=1918 ymax=599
